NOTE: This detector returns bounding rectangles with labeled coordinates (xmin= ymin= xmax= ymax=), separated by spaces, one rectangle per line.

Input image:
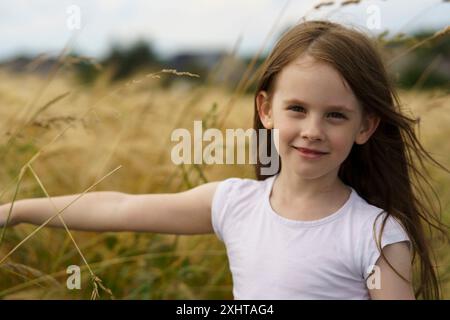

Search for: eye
xmin=328 ymin=112 xmax=347 ymax=119
xmin=287 ymin=106 xmax=347 ymax=120
xmin=288 ymin=105 xmax=305 ymax=113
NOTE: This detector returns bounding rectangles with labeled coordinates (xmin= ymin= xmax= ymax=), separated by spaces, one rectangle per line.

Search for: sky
xmin=0 ymin=0 xmax=449 ymax=61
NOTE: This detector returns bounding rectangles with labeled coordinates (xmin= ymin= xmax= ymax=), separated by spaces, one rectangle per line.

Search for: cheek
xmin=276 ymin=119 xmax=297 ymax=150
xmin=329 ymin=129 xmax=356 ymax=156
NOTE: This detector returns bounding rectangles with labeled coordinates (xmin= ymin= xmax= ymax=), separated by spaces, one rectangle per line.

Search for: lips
xmin=293 ymin=146 xmax=329 ymax=155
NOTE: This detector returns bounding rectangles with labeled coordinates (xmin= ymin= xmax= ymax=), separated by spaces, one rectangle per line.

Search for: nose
xmin=300 ymin=116 xmax=324 ymax=141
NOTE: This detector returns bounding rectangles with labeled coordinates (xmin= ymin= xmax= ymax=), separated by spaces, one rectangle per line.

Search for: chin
xmin=289 ymin=165 xmax=326 ymax=180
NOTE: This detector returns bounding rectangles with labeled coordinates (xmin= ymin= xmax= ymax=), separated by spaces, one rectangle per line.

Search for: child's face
xmin=257 ymin=54 xmax=379 ymax=180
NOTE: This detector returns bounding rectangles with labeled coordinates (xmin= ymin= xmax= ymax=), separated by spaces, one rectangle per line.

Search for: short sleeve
xmin=361 ymin=212 xmax=411 ymax=280
xmin=211 ymin=178 xmax=239 ymax=242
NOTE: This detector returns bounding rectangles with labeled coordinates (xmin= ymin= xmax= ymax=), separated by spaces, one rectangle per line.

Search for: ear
xmin=256 ymin=90 xmax=273 ymax=129
xmin=355 ymin=113 xmax=380 ymax=145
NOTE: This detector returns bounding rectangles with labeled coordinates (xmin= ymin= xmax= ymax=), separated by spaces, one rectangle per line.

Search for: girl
xmin=1 ymin=20 xmax=448 ymax=300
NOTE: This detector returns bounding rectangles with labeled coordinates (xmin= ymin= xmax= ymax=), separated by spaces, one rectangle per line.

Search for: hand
xmin=0 ymin=203 xmax=19 ymax=228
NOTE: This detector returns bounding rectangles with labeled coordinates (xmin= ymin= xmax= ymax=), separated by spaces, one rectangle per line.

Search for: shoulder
xmin=211 ymin=176 xmax=268 ymax=242
xmin=220 ymin=176 xmax=265 ymax=190
xmin=213 ymin=176 xmax=267 ymax=203
xmin=347 ymin=190 xmax=411 ymax=279
xmin=349 ymin=190 xmax=408 ymax=238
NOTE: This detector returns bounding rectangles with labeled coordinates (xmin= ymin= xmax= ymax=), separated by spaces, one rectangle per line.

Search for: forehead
xmin=273 ymin=55 xmax=360 ymax=110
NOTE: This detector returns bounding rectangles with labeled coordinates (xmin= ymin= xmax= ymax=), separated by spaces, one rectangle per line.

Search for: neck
xmin=274 ymin=167 xmax=348 ymax=202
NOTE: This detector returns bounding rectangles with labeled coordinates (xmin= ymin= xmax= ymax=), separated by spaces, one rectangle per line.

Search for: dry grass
xmin=0 ymin=69 xmax=448 ymax=299
xmin=0 ymin=68 xmax=255 ymax=299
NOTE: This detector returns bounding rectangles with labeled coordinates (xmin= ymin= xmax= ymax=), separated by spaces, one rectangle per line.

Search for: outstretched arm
xmin=0 ymin=181 xmax=220 ymax=235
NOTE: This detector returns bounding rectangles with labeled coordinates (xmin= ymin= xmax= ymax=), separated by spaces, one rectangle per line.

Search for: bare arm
xmin=0 ymin=181 xmax=220 ymax=235
xmin=368 ymin=241 xmax=416 ymax=300
xmin=0 ymin=191 xmax=128 ymax=232
xmin=118 ymin=181 xmax=219 ymax=234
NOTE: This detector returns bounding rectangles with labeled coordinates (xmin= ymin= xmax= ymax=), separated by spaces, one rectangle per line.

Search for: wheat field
xmin=0 ymin=63 xmax=448 ymax=299
xmin=0 ymin=0 xmax=449 ymax=298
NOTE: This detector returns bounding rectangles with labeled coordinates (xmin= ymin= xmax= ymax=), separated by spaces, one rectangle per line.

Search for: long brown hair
xmin=253 ymin=20 xmax=450 ymax=299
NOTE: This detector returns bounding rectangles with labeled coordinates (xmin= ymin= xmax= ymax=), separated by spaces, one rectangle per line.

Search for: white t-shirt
xmin=211 ymin=173 xmax=411 ymax=300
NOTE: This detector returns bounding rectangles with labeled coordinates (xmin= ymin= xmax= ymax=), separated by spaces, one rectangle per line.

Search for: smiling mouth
xmin=292 ymin=146 xmax=329 ymax=155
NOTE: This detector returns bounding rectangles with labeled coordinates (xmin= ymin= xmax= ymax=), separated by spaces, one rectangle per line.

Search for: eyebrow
xmin=283 ymin=98 xmax=355 ymax=113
